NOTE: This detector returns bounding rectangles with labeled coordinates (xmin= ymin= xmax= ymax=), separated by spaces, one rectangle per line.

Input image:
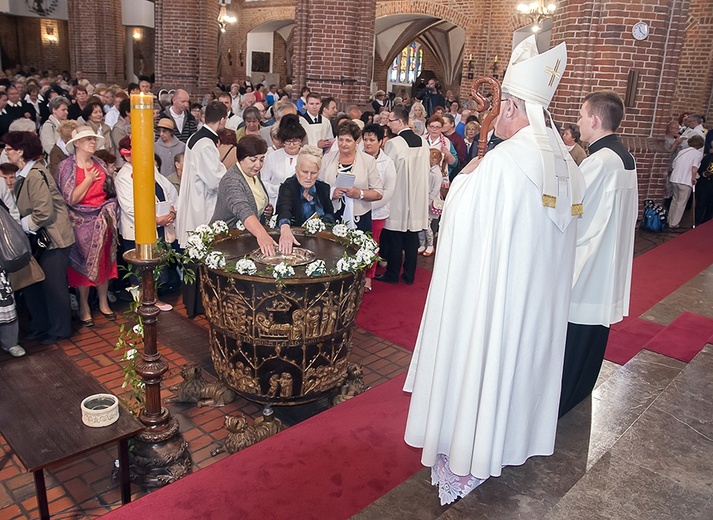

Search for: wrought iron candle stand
xmin=123 ymin=249 xmax=192 ymax=487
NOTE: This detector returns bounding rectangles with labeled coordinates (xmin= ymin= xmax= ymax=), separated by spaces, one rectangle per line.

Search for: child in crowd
xmin=419 ymin=148 xmax=448 ymax=256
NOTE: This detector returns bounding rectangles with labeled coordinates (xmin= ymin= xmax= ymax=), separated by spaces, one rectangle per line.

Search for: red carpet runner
xmin=357 ymin=223 xmax=713 ymax=363
xmin=104 ymin=374 xmax=422 ymax=520
xmin=104 ymin=223 xmax=713 ymax=520
xmin=356 ymin=267 xmax=432 ymax=351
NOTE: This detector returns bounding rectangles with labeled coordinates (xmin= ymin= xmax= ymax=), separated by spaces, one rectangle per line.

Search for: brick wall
xmin=671 ymin=0 xmax=713 ymax=121
xmin=272 ymin=32 xmax=288 ymax=85
xmin=550 ymin=0 xmax=691 ymax=205
xmin=0 ymin=15 xmax=70 ymax=73
xmin=154 ymin=0 xmax=219 ymax=95
xmin=293 ymin=0 xmax=376 ymax=107
xmin=67 ymin=0 xmax=124 ymax=84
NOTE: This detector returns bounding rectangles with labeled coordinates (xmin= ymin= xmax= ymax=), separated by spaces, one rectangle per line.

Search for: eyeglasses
xmin=501 ymin=98 xmax=519 ymax=109
xmin=285 ymin=139 xmax=302 ymax=145
xmin=388 ymin=118 xmax=398 ymax=123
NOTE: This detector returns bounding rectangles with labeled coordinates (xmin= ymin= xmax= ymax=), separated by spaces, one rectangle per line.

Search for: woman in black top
xmin=277 ymin=145 xmax=335 ymax=255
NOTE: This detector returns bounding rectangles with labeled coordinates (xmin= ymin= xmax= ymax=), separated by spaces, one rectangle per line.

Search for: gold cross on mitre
xmin=544 ymin=59 xmax=562 ymax=87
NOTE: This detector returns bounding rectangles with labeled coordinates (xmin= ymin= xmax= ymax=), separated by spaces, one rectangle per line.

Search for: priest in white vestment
xmin=176 ymin=101 xmax=228 ymax=248
xmin=403 ymin=36 xmax=585 ymax=505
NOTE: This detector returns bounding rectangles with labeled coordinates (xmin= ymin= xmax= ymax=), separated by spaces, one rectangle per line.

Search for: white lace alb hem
xmin=431 ymin=453 xmax=487 ymax=505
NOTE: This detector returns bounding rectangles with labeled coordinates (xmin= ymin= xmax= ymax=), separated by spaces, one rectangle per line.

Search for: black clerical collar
xmin=587 ymin=133 xmax=618 ymax=155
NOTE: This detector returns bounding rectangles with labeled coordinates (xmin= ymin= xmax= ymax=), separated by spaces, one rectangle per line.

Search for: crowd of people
xmin=0 ymin=36 xmax=709 ymax=508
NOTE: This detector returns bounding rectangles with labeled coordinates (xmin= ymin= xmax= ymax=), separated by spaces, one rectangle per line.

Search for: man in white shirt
xmin=680 ymin=114 xmax=706 ymax=149
xmin=162 ymin=89 xmax=198 ymax=143
xmin=559 ymin=91 xmax=638 ymax=417
xmin=300 ymin=93 xmax=334 ymax=149
xmin=218 ymin=92 xmax=243 ymax=131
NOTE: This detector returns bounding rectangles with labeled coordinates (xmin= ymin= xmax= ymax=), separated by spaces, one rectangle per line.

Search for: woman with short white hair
xmin=276 ymin=145 xmax=335 ymax=254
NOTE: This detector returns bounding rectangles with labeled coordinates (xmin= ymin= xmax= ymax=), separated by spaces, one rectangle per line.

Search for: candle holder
xmin=123 ymin=249 xmax=192 ymax=487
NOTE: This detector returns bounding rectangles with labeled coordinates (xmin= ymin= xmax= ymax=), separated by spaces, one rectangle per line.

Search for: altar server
xmin=403 ymin=36 xmax=584 ymax=504
xmin=299 ymin=92 xmax=334 ymax=150
xmin=176 ymin=101 xmax=228 ymax=248
xmin=559 ymin=91 xmax=638 ymax=417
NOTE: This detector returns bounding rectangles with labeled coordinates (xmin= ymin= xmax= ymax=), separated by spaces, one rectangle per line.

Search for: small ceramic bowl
xmin=81 ymin=394 xmax=119 ymax=427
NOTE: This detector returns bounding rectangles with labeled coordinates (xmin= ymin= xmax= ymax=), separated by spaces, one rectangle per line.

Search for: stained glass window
xmin=388 ymin=42 xmax=423 ymax=84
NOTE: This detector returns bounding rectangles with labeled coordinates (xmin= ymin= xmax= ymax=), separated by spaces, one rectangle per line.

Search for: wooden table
xmin=0 ymin=349 xmax=144 ymax=519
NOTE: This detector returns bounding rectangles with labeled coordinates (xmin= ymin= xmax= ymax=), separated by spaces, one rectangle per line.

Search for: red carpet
xmin=104 ymin=375 xmax=421 ymax=520
xmin=356 ymin=267 xmax=432 ymax=350
xmin=613 ymin=221 xmax=713 ymax=332
xmin=642 ymin=312 xmax=713 ymax=363
xmin=605 ymin=318 xmax=666 ymax=365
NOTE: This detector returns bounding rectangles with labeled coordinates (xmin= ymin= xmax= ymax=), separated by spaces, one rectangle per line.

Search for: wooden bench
xmin=0 ymin=349 xmax=143 ymax=519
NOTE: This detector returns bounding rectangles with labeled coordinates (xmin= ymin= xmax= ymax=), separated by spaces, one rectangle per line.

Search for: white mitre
xmin=502 ymin=35 xmax=583 ymax=224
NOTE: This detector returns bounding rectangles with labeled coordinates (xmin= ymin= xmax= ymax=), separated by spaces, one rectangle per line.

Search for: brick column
xmin=293 ymin=0 xmax=376 ymax=107
xmin=671 ymin=0 xmax=713 ymax=120
xmin=550 ymin=0 xmax=691 ymax=204
xmin=67 ymin=0 xmax=124 ymax=84
xmin=154 ymin=0 xmax=219 ymax=95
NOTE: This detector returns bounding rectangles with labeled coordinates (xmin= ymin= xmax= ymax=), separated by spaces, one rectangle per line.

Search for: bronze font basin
xmin=199 ymin=229 xmax=365 ymax=405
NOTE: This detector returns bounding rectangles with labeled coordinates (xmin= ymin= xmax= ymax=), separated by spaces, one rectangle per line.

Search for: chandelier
xmin=218 ymin=0 xmax=237 ymax=33
xmin=517 ymin=1 xmax=556 ymax=32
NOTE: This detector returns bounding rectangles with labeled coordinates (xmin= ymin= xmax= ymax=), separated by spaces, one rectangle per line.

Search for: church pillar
xmin=671 ymin=0 xmax=713 ymax=121
xmin=67 ymin=0 xmax=124 ymax=84
xmin=293 ymin=0 xmax=375 ymax=107
xmin=549 ymin=0 xmax=691 ymax=204
xmin=153 ymin=0 xmax=219 ymax=95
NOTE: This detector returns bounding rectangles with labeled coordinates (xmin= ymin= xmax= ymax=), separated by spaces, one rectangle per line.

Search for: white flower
xmin=132 ymin=324 xmax=143 ymax=336
xmin=303 ymin=217 xmax=326 ymax=235
xmin=236 ymin=258 xmax=258 ymax=275
xmin=349 ymin=229 xmax=367 ymax=245
xmin=332 ymin=223 xmax=349 ymax=237
xmin=194 ymin=224 xmax=212 ymax=236
xmin=235 ymin=220 xmax=246 ymax=231
xmin=305 ymin=259 xmax=326 ymax=276
xmin=273 ymin=262 xmax=295 ymax=279
xmin=336 ymin=256 xmax=358 ymax=273
xmin=356 ymin=247 xmax=376 ymax=265
xmin=205 ymin=251 xmax=227 ymax=269
xmin=268 ymin=215 xmax=278 ymax=229
xmin=185 ymin=234 xmax=204 ymax=248
xmin=186 ymin=243 xmax=208 ymax=261
xmin=125 ymin=348 xmax=138 ymax=360
xmin=127 ymin=285 xmax=141 ymax=303
xmin=211 ymin=220 xmax=229 ymax=235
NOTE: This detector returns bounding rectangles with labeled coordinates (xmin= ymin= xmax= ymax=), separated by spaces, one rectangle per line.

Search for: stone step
xmin=354 ymin=349 xmax=683 ymax=519
xmin=545 ymin=345 xmax=713 ymax=520
xmin=436 ymin=349 xmax=685 ymax=519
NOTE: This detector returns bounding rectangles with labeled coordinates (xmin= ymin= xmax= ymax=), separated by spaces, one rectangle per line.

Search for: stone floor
xmin=0 ymin=219 xmax=706 ymax=519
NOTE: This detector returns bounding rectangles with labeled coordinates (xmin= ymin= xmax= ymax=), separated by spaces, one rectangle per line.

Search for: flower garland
xmin=114 ymin=285 xmax=146 ymax=416
xmin=189 ymin=218 xmax=379 ymax=282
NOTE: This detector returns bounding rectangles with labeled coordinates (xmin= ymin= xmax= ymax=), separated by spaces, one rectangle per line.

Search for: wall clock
xmin=632 ymin=21 xmax=649 ymax=41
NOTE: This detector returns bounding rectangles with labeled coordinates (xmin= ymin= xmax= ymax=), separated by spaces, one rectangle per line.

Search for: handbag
xmin=29 ymin=227 xmax=52 ymax=260
xmin=8 ymin=256 xmax=45 ymax=291
xmin=0 ymin=199 xmax=32 ymax=273
xmin=16 ymin=166 xmax=53 ymax=259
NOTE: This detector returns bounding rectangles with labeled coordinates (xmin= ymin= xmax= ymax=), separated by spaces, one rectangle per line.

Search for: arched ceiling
xmin=376 ymin=14 xmax=465 ymax=86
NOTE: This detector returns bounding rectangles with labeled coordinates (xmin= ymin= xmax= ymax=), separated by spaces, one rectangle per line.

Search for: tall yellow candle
xmin=130 ymin=93 xmax=156 ymax=259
